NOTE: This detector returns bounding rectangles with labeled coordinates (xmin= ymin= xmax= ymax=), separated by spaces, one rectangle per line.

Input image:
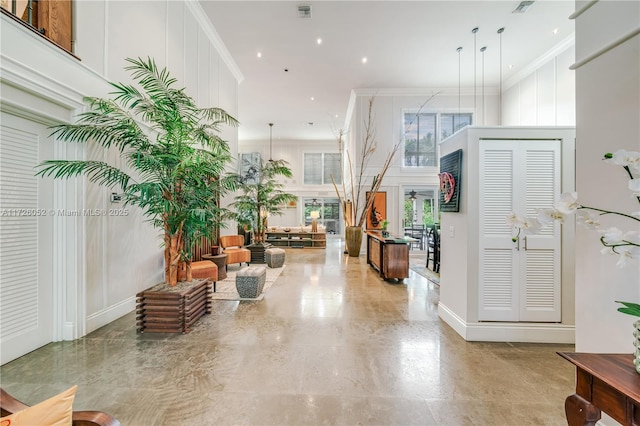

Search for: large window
xmin=1 ymin=1 xmax=73 ymax=52
xmin=403 ymin=112 xmax=472 ymax=167
xmin=303 ymin=198 xmax=340 ymax=234
xmin=303 ymin=153 xmax=342 ymax=185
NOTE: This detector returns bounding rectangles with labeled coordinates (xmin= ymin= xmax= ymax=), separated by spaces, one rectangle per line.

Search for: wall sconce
xmin=310 ymin=210 xmax=320 ymax=233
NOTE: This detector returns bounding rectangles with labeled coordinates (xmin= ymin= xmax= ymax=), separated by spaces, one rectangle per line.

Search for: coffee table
xmin=201 ymin=253 xmax=228 ymax=281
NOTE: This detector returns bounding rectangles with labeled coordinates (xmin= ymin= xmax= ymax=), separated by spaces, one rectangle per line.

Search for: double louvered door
xmin=478 ymin=139 xmax=561 ymax=322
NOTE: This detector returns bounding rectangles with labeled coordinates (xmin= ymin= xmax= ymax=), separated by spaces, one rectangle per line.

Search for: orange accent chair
xmin=219 ymin=235 xmax=251 ymax=268
xmin=178 ymin=260 xmax=219 ymax=291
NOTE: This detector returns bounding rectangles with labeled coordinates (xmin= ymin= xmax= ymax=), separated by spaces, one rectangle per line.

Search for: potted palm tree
xmin=37 ymin=57 xmax=238 ymax=332
xmin=232 ymin=158 xmax=297 ymax=262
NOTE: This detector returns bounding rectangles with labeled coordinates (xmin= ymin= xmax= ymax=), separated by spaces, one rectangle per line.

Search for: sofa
xmin=219 ymin=235 xmax=251 ymax=268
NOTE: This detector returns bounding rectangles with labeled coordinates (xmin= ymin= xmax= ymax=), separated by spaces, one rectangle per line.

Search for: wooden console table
xmin=365 ymin=231 xmax=416 ymax=281
xmin=558 ymin=352 xmax=640 ymax=425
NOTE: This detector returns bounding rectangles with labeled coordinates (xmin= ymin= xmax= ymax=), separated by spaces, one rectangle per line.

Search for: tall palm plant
xmin=37 ymin=57 xmax=238 ymax=286
xmin=232 ymin=159 xmax=297 ymax=244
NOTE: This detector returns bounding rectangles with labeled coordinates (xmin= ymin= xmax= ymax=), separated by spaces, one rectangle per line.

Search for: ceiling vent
xmin=297 ymin=5 xmax=312 ymax=19
xmin=512 ymin=1 xmax=534 ymax=13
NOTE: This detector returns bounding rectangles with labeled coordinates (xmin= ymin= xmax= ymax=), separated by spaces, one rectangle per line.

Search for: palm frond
xmin=36 ymin=160 xmax=132 ymax=190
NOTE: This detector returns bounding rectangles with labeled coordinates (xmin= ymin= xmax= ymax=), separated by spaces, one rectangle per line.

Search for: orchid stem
xmin=578 ymin=206 xmax=640 ymax=222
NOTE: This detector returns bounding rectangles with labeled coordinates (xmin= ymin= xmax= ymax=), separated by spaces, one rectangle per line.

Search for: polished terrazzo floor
xmin=1 ymin=238 xmax=575 ymax=425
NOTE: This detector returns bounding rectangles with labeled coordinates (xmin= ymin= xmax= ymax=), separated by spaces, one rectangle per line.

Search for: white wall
xmin=0 ymin=0 xmax=240 ymax=344
xmin=502 ymin=36 xmax=576 ymax=126
xmin=573 ymin=0 xmax=640 ymax=355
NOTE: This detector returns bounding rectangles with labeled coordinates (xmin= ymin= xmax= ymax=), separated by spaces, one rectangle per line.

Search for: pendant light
xmin=409 ymin=190 xmax=417 ymax=201
xmin=268 ymin=122 xmax=274 ymax=162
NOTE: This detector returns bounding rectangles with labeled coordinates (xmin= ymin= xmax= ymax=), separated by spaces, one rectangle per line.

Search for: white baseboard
xmin=85 ymin=296 xmax=136 ymax=335
xmin=438 ymin=303 xmax=575 ymax=344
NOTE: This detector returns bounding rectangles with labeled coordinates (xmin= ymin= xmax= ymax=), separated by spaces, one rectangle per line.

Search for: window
xmin=404 ymin=113 xmax=436 ymax=167
xmin=303 ymin=153 xmax=342 ymax=185
xmin=303 ymin=198 xmax=340 ymax=234
xmin=440 ymin=113 xmax=473 ymax=141
xmin=1 ymin=0 xmax=73 ymax=52
xmin=403 ymin=112 xmax=472 ymax=167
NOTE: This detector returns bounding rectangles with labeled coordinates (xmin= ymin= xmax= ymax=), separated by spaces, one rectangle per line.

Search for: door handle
xmin=523 ymin=236 xmax=528 ymax=251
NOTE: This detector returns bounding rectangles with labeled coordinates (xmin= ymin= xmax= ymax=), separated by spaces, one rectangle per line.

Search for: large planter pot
xmin=345 ymin=226 xmax=363 ymax=257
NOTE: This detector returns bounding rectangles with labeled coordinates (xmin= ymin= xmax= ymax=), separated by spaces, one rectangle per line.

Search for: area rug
xmin=409 ymin=253 xmax=440 ymax=284
xmin=211 ymin=265 xmax=285 ymax=301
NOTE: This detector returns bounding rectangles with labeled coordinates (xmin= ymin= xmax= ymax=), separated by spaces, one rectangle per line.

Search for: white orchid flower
xmin=556 ymin=192 xmax=580 ymax=214
xmin=600 ymin=227 xmax=624 ymax=245
xmin=537 ymin=208 xmax=565 ymax=224
xmin=576 ymin=210 xmax=601 ymax=229
xmin=607 ymin=149 xmax=640 ymax=173
xmin=615 ymin=246 xmax=640 ymax=268
xmin=521 ymin=217 xmax=542 ymax=234
xmin=506 ymin=212 xmax=525 ymax=228
xmin=630 ymin=178 xmax=640 ymax=195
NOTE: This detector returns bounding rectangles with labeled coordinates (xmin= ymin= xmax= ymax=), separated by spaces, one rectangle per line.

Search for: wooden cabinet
xmin=265 ymin=231 xmax=326 ymax=248
xmin=366 ymin=231 xmax=411 ymax=281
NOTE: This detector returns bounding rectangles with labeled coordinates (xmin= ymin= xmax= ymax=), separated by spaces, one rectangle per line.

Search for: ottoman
xmin=265 ymin=248 xmax=285 ymax=268
xmin=236 ymin=266 xmax=267 ymax=298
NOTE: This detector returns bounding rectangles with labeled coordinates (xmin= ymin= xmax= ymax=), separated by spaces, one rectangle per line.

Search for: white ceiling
xmin=200 ymin=1 xmax=575 ymax=143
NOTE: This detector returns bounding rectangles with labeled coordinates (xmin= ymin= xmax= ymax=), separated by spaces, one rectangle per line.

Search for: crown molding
xmin=351 ymin=87 xmax=498 ymax=97
xmin=184 ymin=0 xmax=244 ymax=84
xmin=504 ymin=33 xmax=575 ymax=90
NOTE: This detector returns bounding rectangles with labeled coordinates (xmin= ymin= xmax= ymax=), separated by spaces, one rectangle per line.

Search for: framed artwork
xmin=366 ymin=191 xmax=387 ymax=230
xmin=439 ymin=149 xmax=463 ymax=212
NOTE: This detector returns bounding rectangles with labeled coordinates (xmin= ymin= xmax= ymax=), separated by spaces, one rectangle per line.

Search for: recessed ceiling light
xmin=552 ymin=28 xmax=559 ymax=35
xmin=508 ymin=64 xmax=514 ymax=69
xmin=362 ymin=57 xmax=368 ymax=64
xmin=334 ymin=114 xmax=339 ymax=118
xmin=317 ymin=38 xmax=322 ymax=45
xmin=257 ymin=52 xmax=262 ymax=58
xmin=310 ymin=97 xmax=315 ymax=101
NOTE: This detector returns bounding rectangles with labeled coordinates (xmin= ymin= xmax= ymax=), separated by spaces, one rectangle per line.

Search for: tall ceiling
xmin=200 ymin=1 xmax=575 ymax=142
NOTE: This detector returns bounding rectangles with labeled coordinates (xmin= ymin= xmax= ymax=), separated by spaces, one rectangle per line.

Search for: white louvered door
xmin=0 ymin=113 xmax=54 ymax=364
xmin=479 ymin=139 xmax=561 ymax=322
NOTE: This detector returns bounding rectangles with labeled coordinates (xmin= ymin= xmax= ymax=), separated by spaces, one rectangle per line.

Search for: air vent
xmin=512 ymin=1 xmax=534 ymax=13
xmin=297 ymin=5 xmax=312 ymax=19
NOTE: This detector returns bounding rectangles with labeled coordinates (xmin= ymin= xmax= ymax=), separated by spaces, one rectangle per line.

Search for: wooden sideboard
xmin=558 ymin=352 xmax=640 ymax=425
xmin=366 ymin=231 xmax=414 ymax=281
xmin=265 ymin=231 xmax=326 ymax=248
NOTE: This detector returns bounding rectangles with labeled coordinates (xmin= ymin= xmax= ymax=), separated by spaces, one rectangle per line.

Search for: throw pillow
xmin=0 ymin=385 xmax=77 ymax=426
